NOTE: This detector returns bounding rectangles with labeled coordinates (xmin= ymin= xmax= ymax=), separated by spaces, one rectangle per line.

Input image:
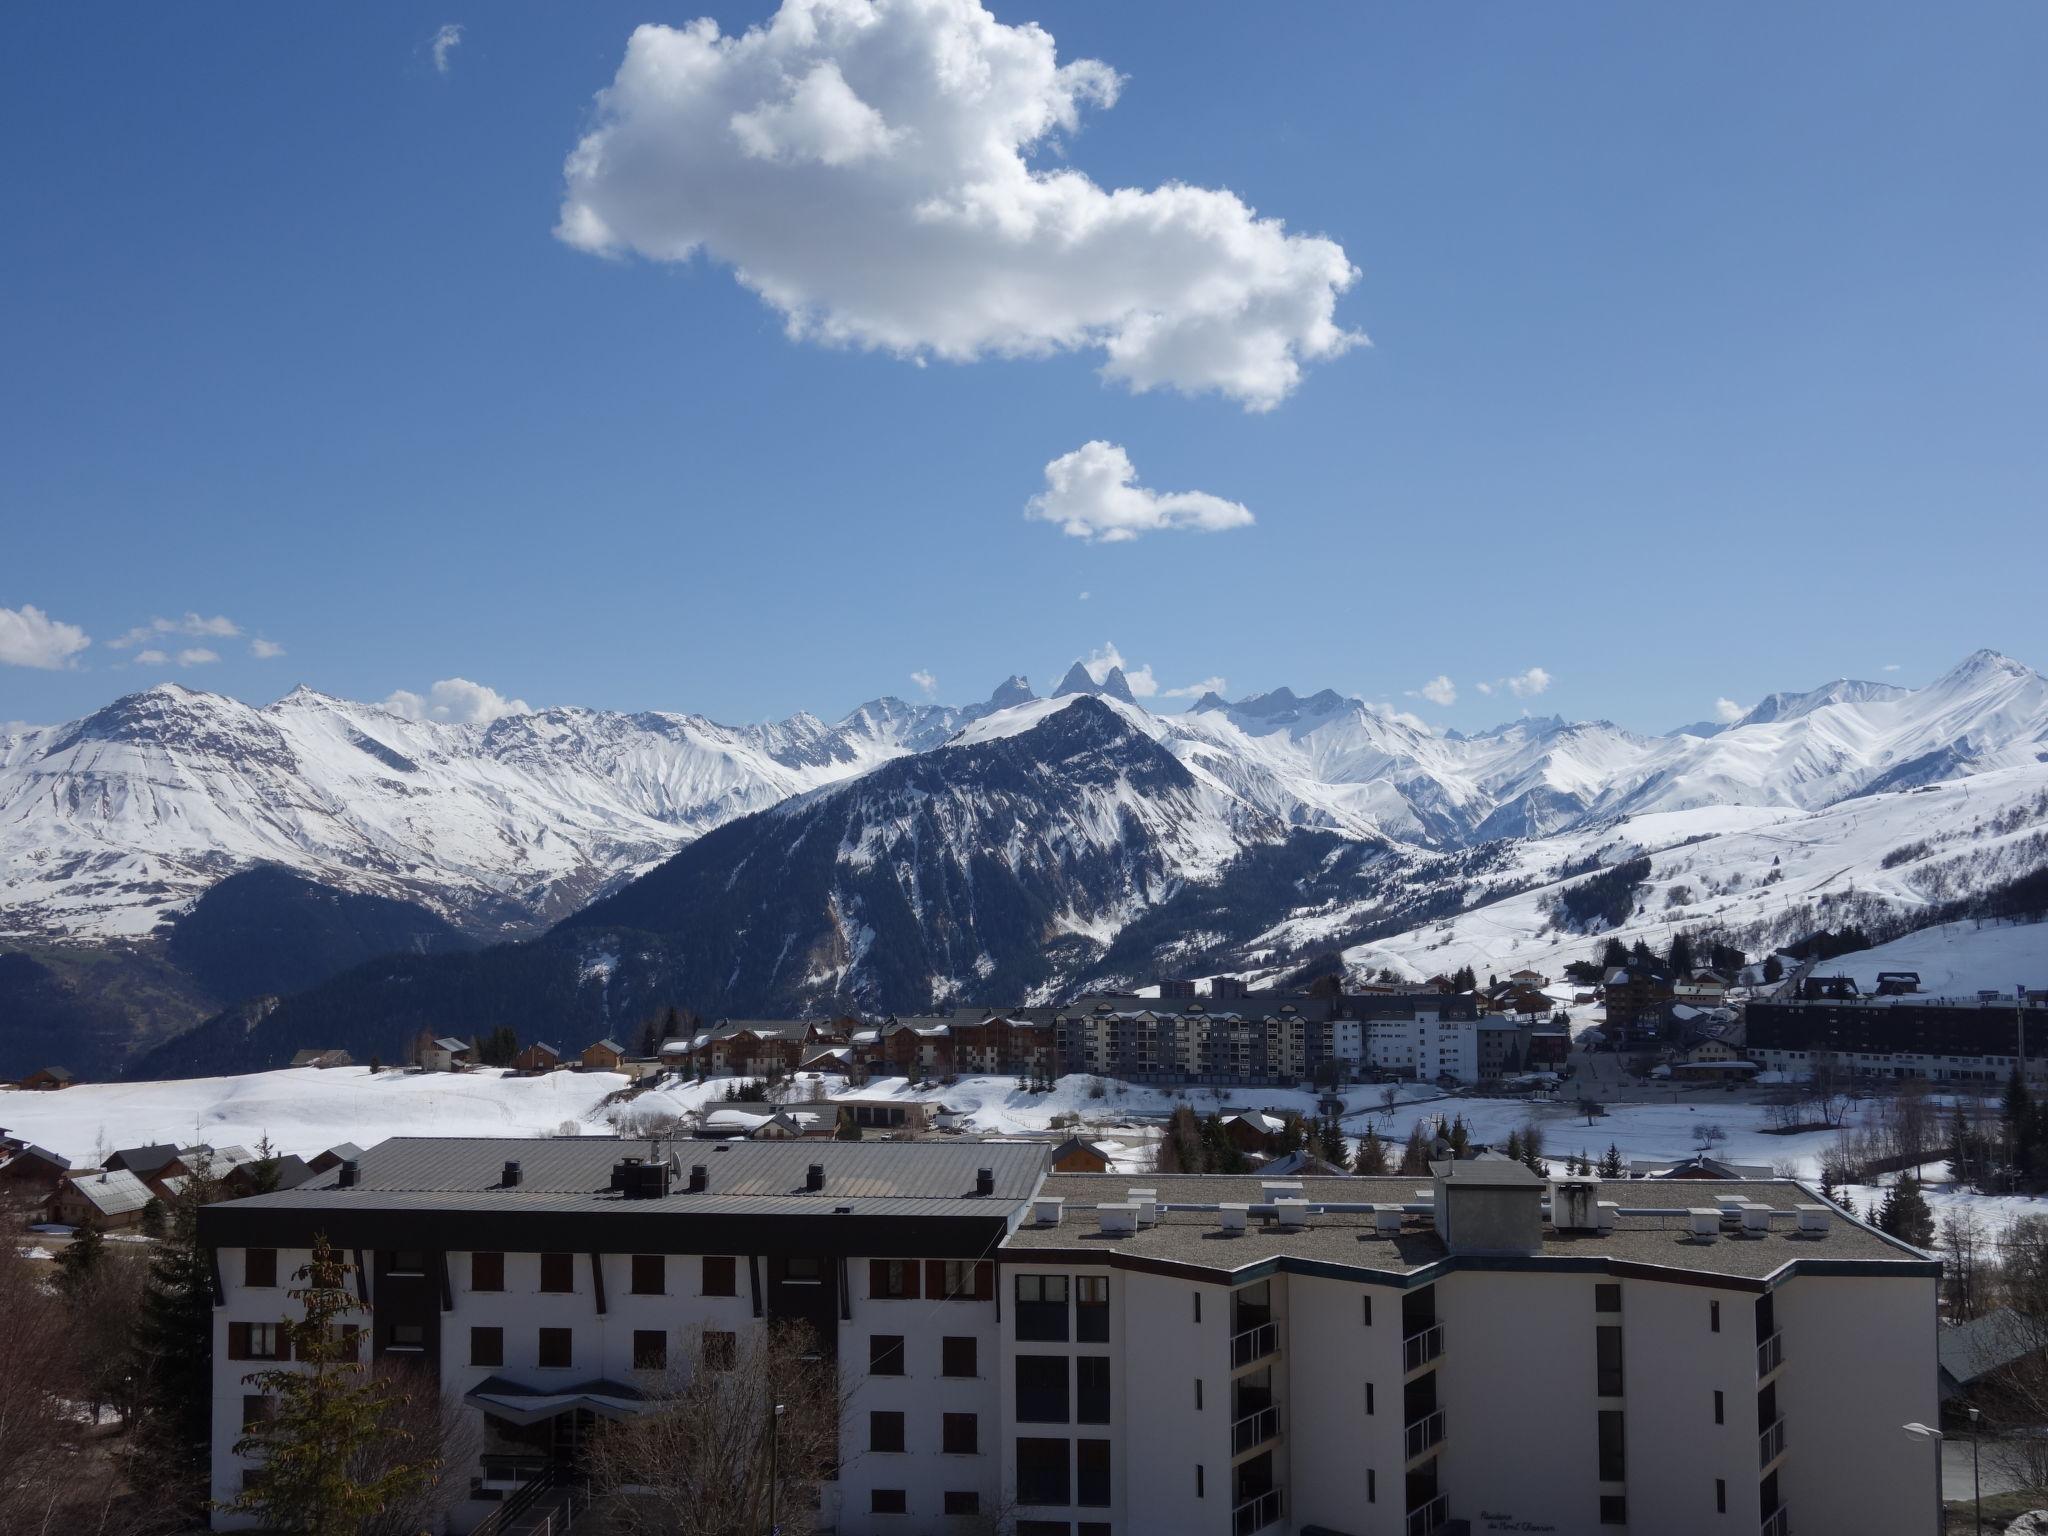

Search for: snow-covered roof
xmin=62 ymin=1168 xmax=153 ymax=1217
xmin=432 ymin=1036 xmax=471 ymax=1052
xmin=588 ymin=1039 xmax=624 ymax=1054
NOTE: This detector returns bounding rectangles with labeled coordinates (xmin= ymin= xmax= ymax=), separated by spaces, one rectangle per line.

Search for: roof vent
xmin=336 ymin=1159 xmax=359 ymax=1189
xmin=1373 ymin=1205 xmax=1404 ymax=1237
xmin=1596 ymin=1200 xmax=1619 ymax=1234
xmin=1126 ymin=1187 xmax=1159 ymax=1227
xmin=502 ymin=1160 xmax=522 ymax=1188
xmin=805 ymin=1163 xmax=825 ymax=1193
xmin=1739 ymin=1202 xmax=1773 ymax=1235
xmin=1688 ymin=1208 xmax=1720 ymax=1242
xmin=1549 ymin=1177 xmax=1602 ymax=1232
xmin=1217 ymin=1203 xmax=1249 ymax=1234
xmin=1261 ymin=1179 xmax=1305 ymax=1204
xmin=1098 ymin=1202 xmax=1139 ymax=1236
xmin=975 ymin=1167 xmax=995 ymax=1197
xmin=1795 ymin=1203 xmax=1831 ymax=1235
xmin=612 ymin=1157 xmax=671 ymax=1200
xmin=1032 ymin=1195 xmax=1066 ymax=1227
xmin=1273 ymin=1198 xmax=1309 ymax=1231
xmin=687 ymin=1164 xmax=708 ymax=1193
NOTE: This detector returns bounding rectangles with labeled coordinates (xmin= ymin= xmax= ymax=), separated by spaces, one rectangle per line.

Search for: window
xmin=1193 ymin=1292 xmax=1202 ymax=1325
xmin=1016 ymin=1438 xmax=1071 ymax=1506
xmin=1080 ymin=1526 xmax=1111 ymax=1536
xmin=389 ymin=1250 xmax=426 ymax=1276
xmin=241 ymin=1394 xmax=276 ymax=1430
xmin=227 ymin=1322 xmax=286 ymax=1361
xmin=702 ymin=1331 xmax=737 ymax=1370
xmin=1597 ymin=1410 xmax=1626 ymax=1482
xmin=934 ymin=1258 xmax=986 ymax=1299
xmin=386 ymin=1322 xmax=425 ymax=1352
xmin=702 ymin=1256 xmax=737 ymax=1296
xmin=471 ymin=1251 xmax=504 ymax=1292
xmin=943 ymin=1412 xmax=979 ymax=1455
xmin=1017 ymin=1355 xmax=1070 ymax=1423
xmin=1362 ymin=1294 xmax=1373 ymax=1326
xmin=1709 ymin=1299 xmax=1720 ymax=1333
xmin=1076 ymin=1275 xmax=1109 ymax=1342
xmin=633 ymin=1330 xmax=667 ymax=1370
xmin=942 ymin=1335 xmax=978 ymax=1378
xmin=1713 ymin=1390 xmax=1724 ymax=1425
xmin=1196 ymin=1463 xmax=1205 ymax=1498
xmin=631 ymin=1254 xmax=665 ymax=1295
xmin=1016 ymin=1273 xmax=1070 ymax=1341
xmin=869 ymin=1410 xmax=905 ymax=1453
xmin=244 ymin=1249 xmax=277 ymax=1288
xmin=1367 ymin=1468 xmax=1376 ymax=1503
xmin=538 ymin=1328 xmax=573 ymax=1368
xmin=1596 ymin=1326 xmax=1624 ymax=1397
xmin=1077 ymin=1356 xmax=1110 ymax=1424
xmin=872 ymin=1259 xmax=921 ymax=1299
xmin=1595 ymin=1283 xmax=1621 ymax=1313
xmin=870 ymin=1489 xmax=907 ymax=1515
xmin=785 ymin=1256 xmax=823 ymax=1283
xmin=870 ymin=1334 xmax=906 ymax=1376
xmin=1716 ymin=1478 xmax=1727 ymax=1514
xmin=1017 ymin=1524 xmax=1071 ymax=1536
xmin=1076 ymin=1439 xmax=1110 ymax=1507
xmin=540 ymin=1252 xmax=574 ymax=1293
xmin=1599 ymin=1494 xmax=1627 ymax=1524
xmin=945 ymin=1492 xmax=982 ymax=1516
xmin=470 ymin=1327 xmax=503 ymax=1367
xmin=1195 ymin=1378 xmax=1204 ymax=1411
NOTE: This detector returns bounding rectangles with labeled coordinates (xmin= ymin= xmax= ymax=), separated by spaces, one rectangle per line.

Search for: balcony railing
xmin=1232 ymin=1404 xmax=1280 ymax=1455
xmin=1231 ymin=1321 xmax=1279 ymax=1370
xmin=1758 ymin=1416 xmax=1787 ymax=1469
xmin=1761 ymin=1503 xmax=1790 ymax=1536
xmin=1756 ymin=1329 xmax=1784 ymax=1377
xmin=1404 ymin=1407 xmax=1446 ymax=1460
xmin=1406 ymin=1491 xmax=1449 ymax=1536
xmin=1403 ymin=1322 xmax=1444 ymax=1373
xmin=1232 ymin=1487 xmax=1282 ymax=1536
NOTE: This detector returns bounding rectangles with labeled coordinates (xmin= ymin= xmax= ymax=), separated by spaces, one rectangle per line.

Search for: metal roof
xmin=63 ymin=1168 xmax=154 ymax=1217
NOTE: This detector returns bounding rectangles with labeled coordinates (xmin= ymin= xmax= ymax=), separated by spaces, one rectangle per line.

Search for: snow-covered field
xmin=1825 ymin=916 xmax=2048 ymax=998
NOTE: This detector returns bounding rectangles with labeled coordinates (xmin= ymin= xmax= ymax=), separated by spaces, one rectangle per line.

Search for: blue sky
xmin=3 ymin=1 xmax=2044 ymax=734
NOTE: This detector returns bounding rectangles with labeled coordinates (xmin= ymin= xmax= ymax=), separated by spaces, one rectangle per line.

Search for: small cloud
xmin=1370 ymin=702 xmax=1432 ymax=734
xmin=431 ymin=23 xmax=464 ymax=74
xmin=0 ymin=604 xmax=92 ymax=669
xmin=1475 ymin=681 xmax=1494 ymax=696
xmin=1027 ymin=442 xmax=1254 ymax=543
xmin=1506 ymin=666 xmax=1552 ymax=699
xmin=109 ymin=612 xmax=242 ymax=649
xmin=1160 ymin=675 xmax=1227 ymax=700
xmin=1078 ymin=591 xmax=1091 ymax=602
xmin=1407 ymin=675 xmax=1457 ymax=708
xmin=249 ymin=638 xmax=286 ymax=660
xmin=384 ymin=677 xmax=532 ymax=725
xmin=1714 ymin=697 xmax=1747 ymax=723
xmin=135 ymin=649 xmax=169 ymax=666
xmin=176 ymin=648 xmax=221 ymax=667
xmin=910 ymin=669 xmax=938 ymax=699
xmin=1081 ymin=641 xmax=1158 ymax=697
xmin=1882 ymin=663 xmax=1902 ymax=672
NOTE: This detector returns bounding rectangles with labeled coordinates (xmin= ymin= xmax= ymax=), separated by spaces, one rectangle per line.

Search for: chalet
xmin=46 ymin=1168 xmax=154 ymax=1229
xmin=1602 ymin=965 xmax=1676 ymax=1035
xmin=0 ymin=1141 xmax=71 ymax=1202
xmin=421 ymin=1036 xmax=474 ymax=1072
xmin=221 ymin=1154 xmax=317 ymax=1198
xmin=16 ymin=1066 xmax=72 ymax=1091
xmin=106 ymin=1143 xmax=186 ymax=1182
xmin=306 ymin=1142 xmax=365 ymax=1175
xmin=1220 ymin=1110 xmax=1289 ymax=1155
xmin=1509 ymin=967 xmax=1551 ymax=987
xmin=1046 ymin=1136 xmax=1112 ymax=1174
xmin=581 ymin=1038 xmax=627 ymax=1073
xmin=1674 ymin=973 xmax=1731 ymax=1006
xmin=1939 ymin=1310 xmax=2047 ymax=1401
xmin=695 ymin=1103 xmax=833 ymax=1140
xmin=511 ymin=1041 xmax=564 ymax=1074
xmin=1631 ymin=1154 xmax=1777 ymax=1181
xmin=288 ymin=1048 xmax=353 ymax=1069
xmin=1875 ymin=971 xmax=1923 ymax=997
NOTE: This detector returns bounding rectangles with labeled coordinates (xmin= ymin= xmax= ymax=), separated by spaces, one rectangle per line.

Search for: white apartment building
xmin=202 ymin=1140 xmax=1938 ymax=1536
xmin=1364 ymin=1012 xmax=1479 ymax=1083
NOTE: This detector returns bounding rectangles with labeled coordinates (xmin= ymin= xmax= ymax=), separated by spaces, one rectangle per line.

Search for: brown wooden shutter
xmin=974 ymin=1260 xmax=994 ymax=1301
xmin=228 ymin=1322 xmax=250 ymax=1360
xmin=904 ymin=1260 xmax=921 ymax=1299
xmin=868 ymin=1259 xmax=888 ymax=1298
xmin=925 ymin=1260 xmax=945 ymax=1299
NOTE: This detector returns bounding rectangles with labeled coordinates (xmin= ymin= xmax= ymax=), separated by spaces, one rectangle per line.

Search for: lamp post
xmin=1903 ymin=1417 xmax=1981 ymax=1536
xmin=767 ymin=1400 xmax=785 ymax=1536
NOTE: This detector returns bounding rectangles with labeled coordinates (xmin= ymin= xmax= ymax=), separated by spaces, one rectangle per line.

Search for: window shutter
xmin=868 ymin=1259 xmax=888 ymax=1297
xmin=228 ymin=1322 xmax=250 ymax=1360
xmin=925 ymin=1260 xmax=946 ymax=1298
xmin=904 ymin=1260 xmax=921 ymax=1299
xmin=974 ymin=1260 xmax=994 ymax=1301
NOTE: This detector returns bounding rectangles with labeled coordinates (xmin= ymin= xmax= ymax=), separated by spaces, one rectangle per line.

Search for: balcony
xmin=1232 ymin=1404 xmax=1280 ymax=1456
xmin=1403 ymin=1408 xmax=1445 ymax=1461
xmin=1406 ymin=1492 xmax=1449 ymax=1536
xmin=1761 ymin=1504 xmax=1790 ymax=1536
xmin=1232 ymin=1487 xmax=1282 ymax=1536
xmin=1758 ymin=1416 xmax=1787 ymax=1469
xmin=1231 ymin=1321 xmax=1278 ymax=1370
xmin=1402 ymin=1321 xmax=1444 ymax=1373
xmin=1756 ymin=1329 xmax=1784 ymax=1378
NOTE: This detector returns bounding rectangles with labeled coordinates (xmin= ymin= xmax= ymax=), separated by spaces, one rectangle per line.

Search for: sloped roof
xmin=108 ymin=1144 xmax=182 ymax=1177
xmin=63 ymin=1168 xmax=154 ymax=1217
xmin=432 ymin=1036 xmax=471 ymax=1052
xmin=588 ymin=1039 xmax=625 ymax=1054
xmin=1939 ymin=1309 xmax=2044 ymax=1387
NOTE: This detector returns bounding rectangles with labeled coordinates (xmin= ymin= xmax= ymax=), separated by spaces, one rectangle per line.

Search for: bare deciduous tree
xmin=585 ymin=1322 xmax=849 ymax=1536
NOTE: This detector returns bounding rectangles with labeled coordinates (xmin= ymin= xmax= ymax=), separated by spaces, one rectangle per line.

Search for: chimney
xmin=1097 ymin=1202 xmax=1138 ymax=1236
xmin=337 ymin=1159 xmax=359 ymax=1189
xmin=1795 ymin=1203 xmax=1831 ymax=1235
xmin=688 ymin=1164 xmax=708 ymax=1193
xmin=975 ymin=1167 xmax=994 ymax=1197
xmin=1687 ymin=1208 xmax=1720 ymax=1242
xmin=502 ymin=1160 xmax=522 ymax=1188
xmin=806 ymin=1163 xmax=825 ymax=1193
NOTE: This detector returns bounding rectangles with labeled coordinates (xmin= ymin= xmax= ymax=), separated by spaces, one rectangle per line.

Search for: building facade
xmin=1747 ymin=995 xmax=2048 ymax=1084
xmin=200 ymin=1139 xmax=1937 ymax=1536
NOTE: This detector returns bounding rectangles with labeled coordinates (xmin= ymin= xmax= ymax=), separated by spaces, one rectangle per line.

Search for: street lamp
xmin=766 ymin=1400 xmax=786 ymax=1536
xmin=1903 ymin=1413 xmax=1982 ymax=1536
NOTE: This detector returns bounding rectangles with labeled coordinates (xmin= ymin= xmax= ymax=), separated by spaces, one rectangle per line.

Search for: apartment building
xmin=1748 ymin=994 xmax=2048 ymax=1084
xmin=201 ymin=1140 xmax=1937 ymax=1536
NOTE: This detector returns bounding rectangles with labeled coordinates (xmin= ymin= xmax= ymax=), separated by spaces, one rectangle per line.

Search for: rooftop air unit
xmin=1273 ymin=1198 xmax=1310 ymax=1230
xmin=1688 ymin=1208 xmax=1720 ymax=1242
xmin=687 ymin=1164 xmax=708 ymax=1193
xmin=1217 ymin=1203 xmax=1249 ymax=1233
xmin=1098 ymin=1202 xmax=1139 ymax=1236
xmin=1126 ymin=1187 xmax=1159 ymax=1227
xmin=1262 ymin=1179 xmax=1305 ymax=1204
xmin=1596 ymin=1201 xmax=1619 ymax=1234
xmin=1795 ymin=1203 xmax=1832 ymax=1235
xmin=1032 ymin=1195 xmax=1066 ymax=1227
xmin=1549 ymin=1177 xmax=1602 ymax=1232
xmin=1373 ymin=1205 xmax=1405 ymax=1237
xmin=611 ymin=1157 xmax=672 ymax=1200
xmin=1739 ymin=1202 xmax=1773 ymax=1235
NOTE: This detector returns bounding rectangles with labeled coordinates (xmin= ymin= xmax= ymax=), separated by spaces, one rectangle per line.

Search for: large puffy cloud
xmin=385 ymin=678 xmax=533 ymax=725
xmin=557 ymin=0 xmax=1360 ymax=410
xmin=0 ymin=604 xmax=91 ymax=669
xmin=1028 ymin=442 xmax=1253 ymax=543
xmin=1409 ymin=675 xmax=1457 ymax=707
xmin=1714 ymin=697 xmax=1747 ymax=724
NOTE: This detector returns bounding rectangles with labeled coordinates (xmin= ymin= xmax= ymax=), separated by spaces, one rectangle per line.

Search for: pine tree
xmin=55 ymin=1216 xmax=107 ymax=1303
xmin=248 ymin=1134 xmax=283 ymax=1196
xmin=1353 ymin=1128 xmax=1390 ymax=1176
xmin=1504 ymin=1130 xmax=1524 ymax=1163
xmin=835 ymin=1108 xmax=863 ymax=1141
xmin=1598 ymin=1143 xmax=1625 ymax=1179
xmin=1397 ymin=1123 xmax=1433 ymax=1176
xmin=128 ymin=1155 xmax=226 ymax=1517
xmin=1668 ymin=931 xmax=1695 ymax=977
xmin=1448 ymin=1115 xmax=1470 ymax=1157
xmin=1601 ymin=937 xmax=1629 ymax=969
xmin=1880 ymin=1176 xmax=1935 ymax=1248
xmin=219 ymin=1238 xmax=438 ymax=1535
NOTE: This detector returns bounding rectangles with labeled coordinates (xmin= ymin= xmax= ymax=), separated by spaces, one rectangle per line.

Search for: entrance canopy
xmin=464 ymin=1376 xmax=651 ymax=1426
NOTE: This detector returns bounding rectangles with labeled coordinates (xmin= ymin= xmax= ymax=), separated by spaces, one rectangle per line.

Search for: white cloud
xmin=556 ymin=0 xmax=1360 ymax=410
xmin=1078 ymin=591 xmax=1091 ymax=602
xmin=1408 ymin=675 xmax=1457 ymax=707
xmin=250 ymin=638 xmax=286 ymax=660
xmin=1882 ymin=663 xmax=1902 ymax=672
xmin=1474 ymin=681 xmax=1493 ymax=696
xmin=1160 ymin=675 xmax=1227 ymax=700
xmin=910 ymin=668 xmax=938 ymax=698
xmin=109 ymin=612 xmax=242 ymax=649
xmin=1506 ymin=666 xmax=1552 ymax=699
xmin=1077 ymin=641 xmax=1158 ymax=697
xmin=176 ymin=648 xmax=221 ymax=667
xmin=135 ymin=649 xmax=169 ymax=666
xmin=1714 ymin=697 xmax=1747 ymax=723
xmin=1370 ymin=702 xmax=1432 ymax=735
xmin=431 ymin=23 xmax=464 ymax=74
xmin=1027 ymin=442 xmax=1254 ymax=543
xmin=384 ymin=677 xmax=533 ymax=725
xmin=0 ymin=604 xmax=91 ymax=669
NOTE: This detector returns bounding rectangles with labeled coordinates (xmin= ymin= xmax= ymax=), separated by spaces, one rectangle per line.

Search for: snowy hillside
xmin=1825 ymin=917 xmax=2048 ymax=998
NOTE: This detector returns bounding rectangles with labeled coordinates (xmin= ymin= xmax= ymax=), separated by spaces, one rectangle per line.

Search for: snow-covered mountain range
xmin=4 ymin=651 xmax=2045 ymax=955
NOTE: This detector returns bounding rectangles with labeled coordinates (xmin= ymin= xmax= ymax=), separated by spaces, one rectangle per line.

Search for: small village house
xmin=512 ymin=1041 xmax=564 ymax=1074
xmin=581 ymin=1038 xmax=627 ymax=1072
xmin=46 ymin=1168 xmax=154 ymax=1229
xmin=16 ymin=1065 xmax=72 ymax=1091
